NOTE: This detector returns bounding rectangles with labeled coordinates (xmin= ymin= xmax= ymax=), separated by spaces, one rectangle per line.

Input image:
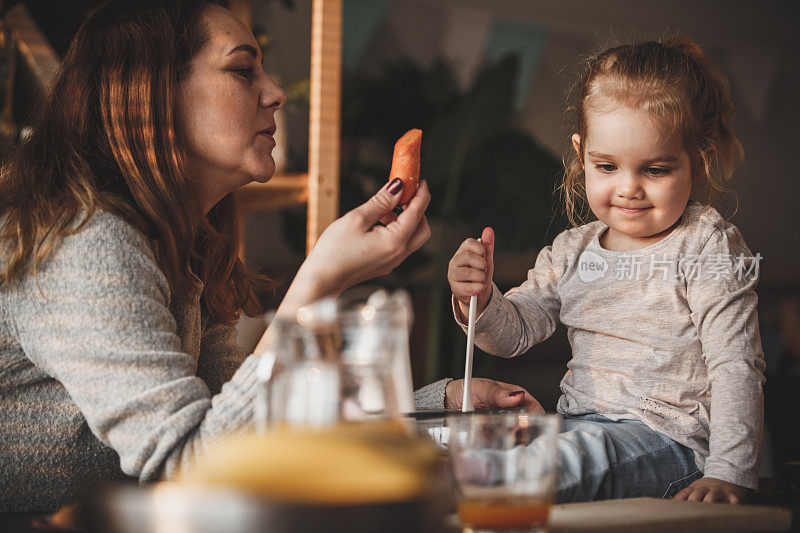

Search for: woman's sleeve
xmin=685 ymin=224 xmax=766 ymax=490
xmin=12 ymin=214 xmax=260 ymax=481
xmin=413 ymin=378 xmax=453 ymax=410
xmin=197 ymin=320 xmax=248 ymax=396
xmin=451 ymin=243 xmax=563 ymax=358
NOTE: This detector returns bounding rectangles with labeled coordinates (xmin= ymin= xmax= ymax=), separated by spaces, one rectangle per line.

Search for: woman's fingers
xmin=470 ymin=379 xmax=545 ymax=413
xmin=493 ymin=381 xmax=544 ymax=413
xmin=378 ymin=211 xmax=399 ymax=227
xmin=352 ymin=178 xmax=405 ymax=229
xmin=404 ymin=215 xmax=431 ymax=255
xmin=492 ymin=388 xmax=544 ymax=413
xmin=390 ymin=180 xmax=431 ymax=242
xmin=446 ymin=379 xmax=546 ymax=413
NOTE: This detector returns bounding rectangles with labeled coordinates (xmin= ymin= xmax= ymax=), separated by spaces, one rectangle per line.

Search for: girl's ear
xmin=571 ymin=134 xmax=583 ymax=168
xmin=571 ymin=134 xmax=581 ymax=157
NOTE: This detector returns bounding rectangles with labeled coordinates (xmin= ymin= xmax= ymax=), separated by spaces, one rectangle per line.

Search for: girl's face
xmin=573 ymin=105 xmax=693 ymax=251
xmin=177 ymin=5 xmax=286 ymax=213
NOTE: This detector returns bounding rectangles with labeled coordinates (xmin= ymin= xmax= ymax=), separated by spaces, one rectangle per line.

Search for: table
xmin=4 ymin=497 xmax=794 ymax=533
xmin=546 ymin=497 xmax=792 ymax=533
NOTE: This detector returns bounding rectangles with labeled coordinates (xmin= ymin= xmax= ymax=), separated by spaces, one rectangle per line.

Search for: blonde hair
xmin=559 ymin=36 xmax=743 ymax=228
xmin=0 ymin=0 xmax=273 ymax=325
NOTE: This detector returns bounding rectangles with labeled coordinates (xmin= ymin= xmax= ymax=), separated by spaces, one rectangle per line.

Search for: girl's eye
xmin=595 ymin=164 xmax=617 ymax=173
xmin=231 ymin=67 xmax=253 ymax=80
xmin=646 ymin=167 xmax=670 ymax=176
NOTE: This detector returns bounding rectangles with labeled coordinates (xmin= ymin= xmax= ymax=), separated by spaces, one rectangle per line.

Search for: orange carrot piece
xmin=389 ymin=129 xmax=422 ymax=204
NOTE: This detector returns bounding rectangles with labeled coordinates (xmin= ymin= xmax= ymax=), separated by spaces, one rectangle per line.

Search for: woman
xmin=0 ymin=0 xmax=538 ymax=512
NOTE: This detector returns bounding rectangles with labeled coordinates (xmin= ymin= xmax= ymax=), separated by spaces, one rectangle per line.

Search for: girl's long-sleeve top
xmin=0 ymin=211 xmax=450 ymax=512
xmin=454 ymin=201 xmax=766 ymax=490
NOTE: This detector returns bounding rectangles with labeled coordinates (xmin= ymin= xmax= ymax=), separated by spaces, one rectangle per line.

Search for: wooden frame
xmin=233 ymin=0 xmax=342 ymax=257
xmin=4 ymin=3 xmax=59 ymax=89
xmin=306 ymin=0 xmax=341 ymax=252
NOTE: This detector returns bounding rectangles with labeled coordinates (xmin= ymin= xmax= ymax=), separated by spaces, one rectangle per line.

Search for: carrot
xmin=389 ymin=129 xmax=422 ymax=204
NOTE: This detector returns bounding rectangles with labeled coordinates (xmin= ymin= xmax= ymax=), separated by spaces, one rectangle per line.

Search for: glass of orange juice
xmin=447 ymin=412 xmax=560 ymax=532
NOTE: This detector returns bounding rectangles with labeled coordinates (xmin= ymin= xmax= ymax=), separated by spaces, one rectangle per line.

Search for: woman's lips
xmin=257 ymin=124 xmax=277 ymax=142
xmin=615 ymin=206 xmax=650 ymax=214
xmin=257 ymin=131 xmax=275 ymax=143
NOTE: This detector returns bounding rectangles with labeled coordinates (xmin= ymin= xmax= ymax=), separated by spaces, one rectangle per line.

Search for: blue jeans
xmin=555 ymin=413 xmax=702 ymax=503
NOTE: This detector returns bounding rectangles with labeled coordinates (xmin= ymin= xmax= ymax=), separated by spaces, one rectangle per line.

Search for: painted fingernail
xmin=508 ymin=391 xmax=525 ymax=397
xmin=387 ymin=178 xmax=403 ymax=195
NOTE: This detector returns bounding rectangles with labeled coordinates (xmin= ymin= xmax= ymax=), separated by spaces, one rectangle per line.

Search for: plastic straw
xmin=462 ymin=238 xmax=481 ymax=412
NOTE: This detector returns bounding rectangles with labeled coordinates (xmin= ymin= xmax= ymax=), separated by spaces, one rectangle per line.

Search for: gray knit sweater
xmin=0 ymin=211 xmax=449 ymax=512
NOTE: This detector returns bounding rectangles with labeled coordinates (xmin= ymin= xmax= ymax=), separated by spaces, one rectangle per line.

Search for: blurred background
xmin=1 ymin=0 xmax=798 ymax=478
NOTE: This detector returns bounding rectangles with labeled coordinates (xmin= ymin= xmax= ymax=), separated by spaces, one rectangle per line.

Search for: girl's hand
xmin=448 ymin=227 xmax=495 ymax=320
xmin=445 ymin=378 xmax=544 ymax=412
xmin=275 ymin=179 xmax=431 ymax=319
xmin=673 ymin=477 xmax=746 ymax=504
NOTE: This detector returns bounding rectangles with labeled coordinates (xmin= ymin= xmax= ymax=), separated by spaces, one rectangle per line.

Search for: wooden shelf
xmin=234 ymin=173 xmax=309 ymax=214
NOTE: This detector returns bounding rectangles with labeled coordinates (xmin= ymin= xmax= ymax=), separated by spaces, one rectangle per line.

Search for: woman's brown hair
xmin=559 ymin=36 xmax=744 ymax=228
xmin=0 ymin=0 xmax=272 ymax=325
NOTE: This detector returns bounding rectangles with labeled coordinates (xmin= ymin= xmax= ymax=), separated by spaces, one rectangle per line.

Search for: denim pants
xmin=555 ymin=413 xmax=702 ymax=503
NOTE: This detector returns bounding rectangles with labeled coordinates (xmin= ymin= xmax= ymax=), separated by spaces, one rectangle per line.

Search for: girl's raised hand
xmin=448 ymin=227 xmax=495 ymax=320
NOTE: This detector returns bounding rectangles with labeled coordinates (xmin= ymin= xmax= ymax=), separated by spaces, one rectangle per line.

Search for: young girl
xmin=447 ymin=37 xmax=765 ymax=504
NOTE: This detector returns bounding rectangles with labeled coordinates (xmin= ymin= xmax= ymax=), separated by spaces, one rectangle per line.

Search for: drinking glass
xmin=263 ymin=287 xmax=415 ymax=428
xmin=447 ymin=413 xmax=560 ymax=533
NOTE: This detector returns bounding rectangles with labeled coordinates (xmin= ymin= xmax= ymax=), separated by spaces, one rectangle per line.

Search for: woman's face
xmin=177 ymin=5 xmax=286 ymax=212
xmin=573 ymin=104 xmax=693 ymax=251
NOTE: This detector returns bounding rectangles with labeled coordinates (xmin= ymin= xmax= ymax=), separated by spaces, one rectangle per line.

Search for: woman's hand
xmin=445 ymin=378 xmax=544 ymax=413
xmin=673 ymin=477 xmax=746 ymax=504
xmin=275 ymin=178 xmax=431 ymax=319
xmin=448 ymin=227 xmax=495 ymax=321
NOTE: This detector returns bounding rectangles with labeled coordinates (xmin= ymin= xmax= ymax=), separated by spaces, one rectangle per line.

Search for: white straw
xmin=462 ymin=238 xmax=481 ymax=412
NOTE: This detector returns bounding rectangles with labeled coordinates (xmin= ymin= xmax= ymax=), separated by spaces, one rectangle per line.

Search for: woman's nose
xmin=259 ymin=76 xmax=287 ymax=110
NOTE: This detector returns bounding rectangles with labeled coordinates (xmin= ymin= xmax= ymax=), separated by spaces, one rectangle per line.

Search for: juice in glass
xmin=447 ymin=413 xmax=560 ymax=533
xmin=458 ymin=496 xmax=551 ymax=530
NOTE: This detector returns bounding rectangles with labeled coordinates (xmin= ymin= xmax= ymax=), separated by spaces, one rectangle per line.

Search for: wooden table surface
xmin=3 ymin=497 xmax=793 ymax=533
xmin=546 ymin=497 xmax=792 ymax=533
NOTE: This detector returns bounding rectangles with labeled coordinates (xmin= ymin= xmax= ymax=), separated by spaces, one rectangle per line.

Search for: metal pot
xmin=82 ymin=482 xmax=448 ymax=533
